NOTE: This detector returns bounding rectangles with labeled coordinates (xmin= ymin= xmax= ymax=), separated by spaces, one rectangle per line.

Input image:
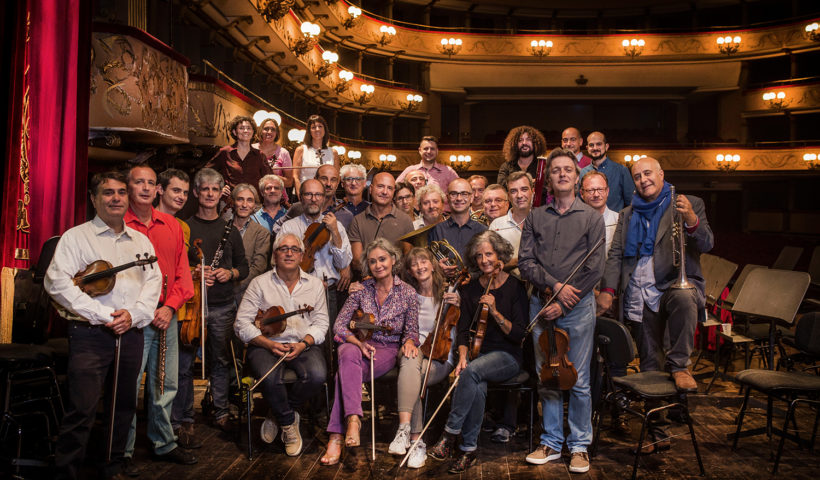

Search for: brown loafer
xmin=632 ymin=438 xmax=671 ymax=455
xmin=672 ymin=370 xmax=698 ymax=392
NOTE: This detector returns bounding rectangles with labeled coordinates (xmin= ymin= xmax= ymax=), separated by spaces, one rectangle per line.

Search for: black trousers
xmin=56 ymin=322 xmax=144 ymax=479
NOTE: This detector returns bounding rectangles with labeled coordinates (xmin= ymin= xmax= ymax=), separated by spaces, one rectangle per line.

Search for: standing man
xmin=280 ymin=179 xmax=352 ymax=323
xmin=396 ymin=136 xmax=459 ymax=191
xmin=252 ymin=174 xmax=288 ymax=236
xmin=497 ymin=126 xmax=548 ymax=188
xmin=561 ymin=127 xmax=592 ymax=168
xmin=579 ymin=132 xmax=634 ymax=212
xmin=414 ymin=184 xmax=446 ymax=229
xmin=184 ymin=168 xmax=249 ymax=431
xmin=156 ymin=168 xmax=191 ymax=245
xmin=428 ymin=178 xmax=488 ymax=277
xmin=598 ymin=157 xmax=713 ymax=448
xmin=579 ymin=172 xmax=619 ymax=253
xmin=45 ymin=172 xmax=162 ymax=479
xmin=338 ymin=164 xmax=370 ymax=230
xmin=348 ymin=172 xmax=414 ymax=274
xmin=232 ymin=184 xmax=271 ymax=303
xmin=481 ymin=184 xmax=510 ymax=224
xmin=489 ymin=172 xmax=533 ymax=272
xmin=123 ymin=165 xmax=197 ymax=472
xmin=234 ymin=233 xmax=329 ymax=456
xmin=519 ymin=148 xmax=605 ymax=473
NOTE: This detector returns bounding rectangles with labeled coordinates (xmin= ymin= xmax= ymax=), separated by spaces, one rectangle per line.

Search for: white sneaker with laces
xmin=407 ymin=439 xmax=427 ymax=469
xmin=388 ymin=423 xmax=412 ymax=455
xmin=260 ymin=415 xmax=278 ymax=444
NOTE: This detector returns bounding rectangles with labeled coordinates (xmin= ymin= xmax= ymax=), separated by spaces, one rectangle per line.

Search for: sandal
xmin=345 ymin=415 xmax=361 ymax=447
xmin=320 ymin=434 xmax=344 ymax=466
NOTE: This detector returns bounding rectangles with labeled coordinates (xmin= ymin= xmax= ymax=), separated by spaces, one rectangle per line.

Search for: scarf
xmin=624 ymin=182 xmax=672 ymax=257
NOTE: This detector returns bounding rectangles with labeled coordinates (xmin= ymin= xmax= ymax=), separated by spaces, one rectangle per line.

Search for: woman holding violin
xmin=320 ymin=238 xmax=418 ymax=466
xmin=234 ymin=233 xmax=329 ymax=457
xmin=428 ymin=231 xmax=528 ymax=474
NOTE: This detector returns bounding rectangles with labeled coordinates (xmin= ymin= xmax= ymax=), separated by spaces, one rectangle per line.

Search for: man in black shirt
xmin=180 ymin=168 xmax=248 ymax=432
xmin=496 ymin=126 xmax=547 ymax=190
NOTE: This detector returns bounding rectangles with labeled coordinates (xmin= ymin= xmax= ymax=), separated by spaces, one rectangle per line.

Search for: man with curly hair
xmin=497 ymin=126 xmax=548 ymax=191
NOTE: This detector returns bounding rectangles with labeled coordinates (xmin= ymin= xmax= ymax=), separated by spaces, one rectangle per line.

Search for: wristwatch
xmin=300 ymin=339 xmax=311 ymax=351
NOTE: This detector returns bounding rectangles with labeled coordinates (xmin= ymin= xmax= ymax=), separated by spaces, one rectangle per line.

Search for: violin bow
xmin=251 ymin=354 xmax=288 ymax=392
xmin=420 ymin=293 xmax=447 ymax=400
xmin=107 ymin=334 xmax=122 ymax=462
xmin=399 ymin=373 xmax=461 ymax=468
xmin=370 ymin=353 xmax=376 ymax=461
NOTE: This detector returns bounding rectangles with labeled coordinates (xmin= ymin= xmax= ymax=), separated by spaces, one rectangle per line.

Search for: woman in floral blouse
xmin=320 ymin=238 xmax=419 ymax=465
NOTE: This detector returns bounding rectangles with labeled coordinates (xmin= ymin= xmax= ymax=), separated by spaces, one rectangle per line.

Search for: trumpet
xmin=670 ymin=185 xmax=695 ymax=290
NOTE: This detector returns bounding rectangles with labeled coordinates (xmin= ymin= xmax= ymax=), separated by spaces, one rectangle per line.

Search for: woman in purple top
xmin=253 ymin=117 xmax=292 ymax=204
xmin=321 ymin=238 xmax=419 ymax=465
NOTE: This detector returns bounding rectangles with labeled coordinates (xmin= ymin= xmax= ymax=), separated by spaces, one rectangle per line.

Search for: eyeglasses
xmin=582 ymin=188 xmax=607 ymax=195
xmin=343 ymin=177 xmax=365 ymax=183
xmin=301 ymin=192 xmax=324 ymax=199
xmin=396 ymin=194 xmax=413 ymax=202
xmin=275 ymin=246 xmax=303 ymax=254
xmin=263 ymin=185 xmax=281 ymax=192
xmin=484 ymin=198 xmax=508 ymax=205
xmin=448 ymin=191 xmax=472 ymax=199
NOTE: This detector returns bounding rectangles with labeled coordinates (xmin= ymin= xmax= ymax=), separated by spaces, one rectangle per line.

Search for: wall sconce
xmin=343 ymin=5 xmax=362 ymax=28
xmin=716 ymin=35 xmax=741 ymax=55
xmin=439 ymin=38 xmax=463 ymax=58
xmin=378 ymin=25 xmax=397 ymax=46
xmin=286 ymin=128 xmax=306 ymax=150
xmin=375 ymin=153 xmax=397 ymax=171
xmin=348 ymin=150 xmax=362 ymax=162
xmin=331 ymin=145 xmax=348 ymax=164
xmin=716 ymin=153 xmax=740 ymax=172
xmin=803 ymin=153 xmax=820 ymax=170
xmin=622 ymin=38 xmax=645 ymax=59
xmin=449 ymin=154 xmax=471 ymax=173
xmin=314 ymin=50 xmax=339 ymax=79
xmin=253 ymin=110 xmax=282 ymax=127
xmin=762 ymin=91 xmax=789 ymax=110
xmin=806 ymin=22 xmax=820 ymax=41
xmin=257 ymin=0 xmax=296 ymax=22
xmin=291 ymin=21 xmax=320 ymax=55
xmin=353 ymin=84 xmax=375 ymax=105
xmin=334 ymin=70 xmax=354 ymax=93
xmin=624 ymin=154 xmax=646 ymax=163
xmin=398 ymin=94 xmax=423 ymax=112
xmin=530 ymin=40 xmax=553 ymax=58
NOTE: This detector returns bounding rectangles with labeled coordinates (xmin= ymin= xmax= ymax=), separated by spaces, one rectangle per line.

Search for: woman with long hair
xmin=292 ymin=115 xmax=340 ymax=197
xmin=253 ymin=117 xmax=293 ymax=203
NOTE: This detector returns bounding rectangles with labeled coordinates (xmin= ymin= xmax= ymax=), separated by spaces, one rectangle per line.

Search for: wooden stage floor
xmin=118 ymin=358 xmax=820 ymax=480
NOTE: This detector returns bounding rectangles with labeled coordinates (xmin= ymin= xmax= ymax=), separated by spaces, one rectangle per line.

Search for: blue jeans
xmin=171 ymin=329 xmax=196 ymax=429
xmin=207 ymin=301 xmax=237 ymax=419
xmin=246 ymin=344 xmax=327 ymax=426
xmin=533 ymin=292 xmax=595 ymax=453
xmin=444 ymin=351 xmax=520 ymax=452
xmin=126 ymin=315 xmax=179 ymax=457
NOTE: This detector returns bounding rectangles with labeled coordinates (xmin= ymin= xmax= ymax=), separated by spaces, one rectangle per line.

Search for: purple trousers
xmin=326 ymin=340 xmax=399 ymax=434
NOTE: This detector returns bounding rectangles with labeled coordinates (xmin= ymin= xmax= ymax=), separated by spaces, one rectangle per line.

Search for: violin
xmin=179 ymin=239 xmax=205 ymax=347
xmin=536 ymin=286 xmax=578 ymax=390
xmin=73 ymin=254 xmax=157 ymax=297
xmin=469 ymin=263 xmax=501 ymax=360
xmin=300 ymin=200 xmax=346 ymax=273
xmin=420 ymin=270 xmax=469 ymax=363
xmin=254 ymin=304 xmax=314 ymax=338
xmin=349 ymin=309 xmax=390 ymax=342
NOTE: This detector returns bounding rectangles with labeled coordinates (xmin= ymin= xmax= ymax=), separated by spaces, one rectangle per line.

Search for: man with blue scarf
xmin=598 ymin=157 xmax=713 ymax=450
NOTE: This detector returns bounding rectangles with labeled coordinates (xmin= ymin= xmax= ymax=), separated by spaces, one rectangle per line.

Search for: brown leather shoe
xmin=672 ymin=370 xmax=698 ymax=392
xmin=632 ymin=438 xmax=671 ymax=455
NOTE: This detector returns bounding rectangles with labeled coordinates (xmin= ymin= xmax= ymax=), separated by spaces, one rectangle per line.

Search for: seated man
xmin=414 ymin=184 xmax=446 ymax=229
xmin=234 ymin=233 xmax=329 ymax=456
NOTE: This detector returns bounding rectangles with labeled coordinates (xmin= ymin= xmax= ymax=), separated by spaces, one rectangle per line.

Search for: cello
xmin=300 ymin=200 xmax=346 ymax=273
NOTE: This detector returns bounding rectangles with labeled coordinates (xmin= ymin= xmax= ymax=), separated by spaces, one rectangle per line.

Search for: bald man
xmin=428 ymin=178 xmax=488 ymax=277
xmin=578 ymin=131 xmax=634 ymax=211
xmin=561 ymin=127 xmax=591 ymax=168
xmin=598 ymin=157 xmax=713 ymax=448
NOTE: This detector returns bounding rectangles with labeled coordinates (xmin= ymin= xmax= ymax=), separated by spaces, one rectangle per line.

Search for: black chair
xmin=592 ymin=317 xmax=705 ymax=480
xmin=731 ymin=312 xmax=820 ymax=473
xmin=488 ymin=370 xmax=535 ymax=453
xmin=772 ymin=246 xmax=804 ymax=271
xmin=778 ymin=312 xmax=820 ymax=372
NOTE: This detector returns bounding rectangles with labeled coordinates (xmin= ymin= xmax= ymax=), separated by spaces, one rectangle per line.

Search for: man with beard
xmin=231 ymin=184 xmax=271 ymax=304
xmin=561 ymin=127 xmax=592 ymax=168
xmin=280 ymin=179 xmax=352 ymax=323
xmin=579 ymin=131 xmax=634 ymax=212
xmin=481 ymin=185 xmax=510 ymax=224
xmin=414 ymin=184 xmax=446 ymax=229
xmin=338 ymin=164 xmax=370 ymax=230
xmin=497 ymin=126 xmax=548 ymax=189
xmin=396 ymin=136 xmax=459 ymax=191
xmin=428 ymin=178 xmax=488 ymax=278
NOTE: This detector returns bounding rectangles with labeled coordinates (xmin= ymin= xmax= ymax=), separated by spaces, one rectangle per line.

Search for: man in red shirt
xmin=123 ymin=165 xmax=196 ymax=473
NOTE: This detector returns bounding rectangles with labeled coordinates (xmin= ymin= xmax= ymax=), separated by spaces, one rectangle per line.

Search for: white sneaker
xmin=260 ymin=415 xmax=278 ymax=444
xmin=280 ymin=412 xmax=302 ymax=456
xmin=407 ymin=439 xmax=427 ymax=469
xmin=388 ymin=423 xmax=411 ymax=455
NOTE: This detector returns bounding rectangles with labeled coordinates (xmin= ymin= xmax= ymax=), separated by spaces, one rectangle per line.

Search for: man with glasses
xmin=337 ymin=164 xmax=370 ymax=230
xmin=481 ymin=184 xmax=510 ymax=224
xmin=468 ymin=175 xmax=489 ymax=222
xmin=579 ymin=171 xmax=618 ymax=253
xmin=252 ymin=174 xmax=288 ymax=236
xmin=234 ymin=232 xmax=329 ymax=457
xmin=280 ymin=179 xmax=352 ymax=322
xmin=428 ymin=178 xmax=488 ymax=278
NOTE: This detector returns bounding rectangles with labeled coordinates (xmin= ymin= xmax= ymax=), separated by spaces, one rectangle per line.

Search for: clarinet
xmin=210 ymin=213 xmax=234 ymax=270
xmin=158 ymin=275 xmax=168 ymax=395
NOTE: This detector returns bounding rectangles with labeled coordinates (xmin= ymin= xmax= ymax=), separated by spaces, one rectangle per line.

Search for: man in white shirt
xmin=489 ymin=171 xmax=533 ymax=272
xmin=234 ymin=233 xmax=329 ymax=456
xmin=579 ymin=171 xmax=619 ymax=255
xmin=45 ymin=171 xmax=162 ymax=479
xmin=280 ymin=179 xmax=352 ymax=323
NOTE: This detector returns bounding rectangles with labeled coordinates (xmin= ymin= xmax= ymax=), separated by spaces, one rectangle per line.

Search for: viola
xmin=254 ymin=304 xmax=314 ymax=338
xmin=300 ymin=200 xmax=346 ymax=273
xmin=349 ymin=309 xmax=390 ymax=342
xmin=73 ymin=254 xmax=157 ymax=297
xmin=469 ymin=263 xmax=501 ymax=360
xmin=536 ymin=287 xmax=577 ymax=390
xmin=179 ymin=239 xmax=206 ymax=347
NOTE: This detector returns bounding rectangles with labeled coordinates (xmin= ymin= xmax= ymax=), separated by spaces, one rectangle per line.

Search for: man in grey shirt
xmin=519 ymin=148 xmax=605 ymax=474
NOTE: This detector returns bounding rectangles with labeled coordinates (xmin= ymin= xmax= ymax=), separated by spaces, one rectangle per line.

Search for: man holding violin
xmin=519 ymin=147 xmax=605 ymax=473
xmin=45 ymin=171 xmax=162 ymax=479
xmin=234 ymin=232 xmax=329 ymax=456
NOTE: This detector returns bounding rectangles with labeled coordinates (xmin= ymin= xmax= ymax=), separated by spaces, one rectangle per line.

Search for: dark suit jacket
xmin=601 ymin=194 xmax=714 ymax=321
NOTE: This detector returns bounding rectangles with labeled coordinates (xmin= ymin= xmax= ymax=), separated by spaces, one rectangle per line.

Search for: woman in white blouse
xmin=292 ymin=115 xmax=339 ymax=197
